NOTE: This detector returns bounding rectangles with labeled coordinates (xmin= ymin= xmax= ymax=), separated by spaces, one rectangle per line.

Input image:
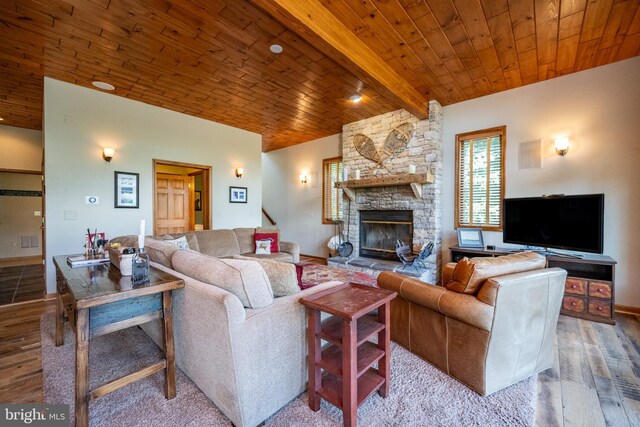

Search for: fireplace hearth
xmin=359 ymin=210 xmax=413 ymax=261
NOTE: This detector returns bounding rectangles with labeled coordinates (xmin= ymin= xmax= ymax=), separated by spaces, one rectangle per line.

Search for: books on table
xmin=66 ymin=255 xmax=110 ymax=268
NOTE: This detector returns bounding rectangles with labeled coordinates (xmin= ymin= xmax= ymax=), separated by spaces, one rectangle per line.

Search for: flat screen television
xmin=503 ymin=194 xmax=604 ymax=254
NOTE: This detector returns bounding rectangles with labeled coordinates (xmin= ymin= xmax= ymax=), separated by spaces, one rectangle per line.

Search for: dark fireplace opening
xmin=359 ymin=210 xmax=413 ymax=261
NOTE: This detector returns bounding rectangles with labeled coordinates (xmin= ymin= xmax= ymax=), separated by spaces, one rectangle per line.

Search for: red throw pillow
xmin=254 ymin=233 xmax=279 ymax=253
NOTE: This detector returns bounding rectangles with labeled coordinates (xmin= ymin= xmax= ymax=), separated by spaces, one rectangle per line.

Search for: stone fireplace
xmin=359 ymin=210 xmax=413 ymax=261
xmin=328 ymin=102 xmax=443 ymax=284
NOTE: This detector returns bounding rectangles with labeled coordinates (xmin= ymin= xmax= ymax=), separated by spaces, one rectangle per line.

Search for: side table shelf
xmin=300 ymin=283 xmax=397 ymax=427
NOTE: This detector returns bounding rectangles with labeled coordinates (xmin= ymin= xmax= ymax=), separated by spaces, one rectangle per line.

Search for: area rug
xmin=42 ymin=314 xmax=536 ymax=427
xmin=300 ymin=263 xmax=378 ymax=288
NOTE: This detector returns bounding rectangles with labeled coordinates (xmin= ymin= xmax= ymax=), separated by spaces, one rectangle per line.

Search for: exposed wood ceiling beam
xmin=251 ymin=0 xmax=430 ymax=119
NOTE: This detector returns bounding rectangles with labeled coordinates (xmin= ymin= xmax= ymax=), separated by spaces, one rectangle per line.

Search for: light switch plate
xmin=85 ymin=196 xmax=99 ymax=205
xmin=34 ymin=211 xmax=41 ymax=216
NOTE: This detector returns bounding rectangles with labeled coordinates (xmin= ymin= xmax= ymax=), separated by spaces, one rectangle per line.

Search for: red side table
xmin=300 ymin=283 xmax=397 ymax=427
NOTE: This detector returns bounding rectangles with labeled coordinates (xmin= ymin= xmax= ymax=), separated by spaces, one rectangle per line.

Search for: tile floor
xmin=0 ymin=264 xmax=45 ymax=305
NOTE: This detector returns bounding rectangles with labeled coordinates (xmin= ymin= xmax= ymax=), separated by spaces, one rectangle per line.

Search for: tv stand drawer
xmin=588 ymin=281 xmax=612 ymax=299
xmin=562 ymin=296 xmax=586 ymax=314
xmin=565 ymin=278 xmax=587 ymax=295
xmin=588 ymin=300 xmax=612 ymax=318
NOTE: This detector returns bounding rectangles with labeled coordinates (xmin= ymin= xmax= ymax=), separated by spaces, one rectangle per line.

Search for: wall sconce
xmin=235 ymin=167 xmax=243 ymax=178
xmin=299 ymin=174 xmax=308 ymax=184
xmin=554 ymin=137 xmax=569 ymax=156
xmin=102 ymin=147 xmax=114 ymax=162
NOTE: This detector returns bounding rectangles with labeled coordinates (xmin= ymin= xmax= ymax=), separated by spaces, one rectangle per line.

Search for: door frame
xmin=0 ymin=168 xmax=45 ymax=271
xmin=152 ymin=159 xmax=212 ymax=236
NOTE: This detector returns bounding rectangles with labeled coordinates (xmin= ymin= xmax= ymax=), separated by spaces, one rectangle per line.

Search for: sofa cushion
xmin=445 ymin=251 xmax=546 ymax=295
xmin=240 ymin=252 xmax=294 ymax=263
xmin=233 ymin=228 xmax=256 ymax=254
xmin=194 ymin=229 xmax=241 ymax=258
xmin=172 ymin=250 xmax=273 ymax=308
xmin=160 ymin=232 xmax=200 ymax=253
xmin=234 ymin=256 xmax=300 ymax=297
xmin=144 ymin=238 xmax=179 ymax=268
xmin=160 ymin=235 xmax=190 ymax=250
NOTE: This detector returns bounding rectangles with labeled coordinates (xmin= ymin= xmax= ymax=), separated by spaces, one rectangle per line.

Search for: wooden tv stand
xmin=449 ymin=246 xmax=617 ymax=324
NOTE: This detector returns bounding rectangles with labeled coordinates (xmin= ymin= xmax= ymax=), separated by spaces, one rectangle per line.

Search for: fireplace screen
xmin=359 ymin=210 xmax=413 ymax=261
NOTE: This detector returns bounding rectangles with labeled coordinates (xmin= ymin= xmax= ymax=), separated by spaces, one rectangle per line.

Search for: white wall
xmin=44 ymin=78 xmax=262 ymax=292
xmin=0 ymin=125 xmax=43 ymax=171
xmin=442 ymin=57 xmax=640 ymax=307
xmin=262 ymin=134 xmax=341 ymax=258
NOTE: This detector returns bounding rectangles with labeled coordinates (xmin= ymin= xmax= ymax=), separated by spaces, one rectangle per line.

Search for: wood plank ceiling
xmin=0 ymin=0 xmax=638 ymax=152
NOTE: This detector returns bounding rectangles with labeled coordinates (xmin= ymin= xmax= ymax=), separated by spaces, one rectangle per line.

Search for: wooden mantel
xmin=335 ymin=173 xmax=434 ymax=201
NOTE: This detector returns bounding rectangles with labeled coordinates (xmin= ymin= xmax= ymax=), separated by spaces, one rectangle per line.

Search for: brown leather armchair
xmin=377 ymin=251 xmax=566 ymax=396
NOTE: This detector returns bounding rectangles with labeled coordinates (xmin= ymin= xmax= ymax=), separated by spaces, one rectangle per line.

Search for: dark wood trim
xmin=153 ymin=159 xmax=212 ymax=234
xmin=262 ymin=208 xmax=277 ymax=226
xmin=300 ymin=253 xmax=327 ymax=262
xmin=0 ymin=168 xmax=42 ymax=175
xmin=615 ymin=305 xmax=640 ymax=315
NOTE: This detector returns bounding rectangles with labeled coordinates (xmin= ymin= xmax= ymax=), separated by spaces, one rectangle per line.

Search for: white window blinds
xmin=322 ymin=157 xmax=343 ymax=223
xmin=456 ymin=127 xmax=505 ymax=230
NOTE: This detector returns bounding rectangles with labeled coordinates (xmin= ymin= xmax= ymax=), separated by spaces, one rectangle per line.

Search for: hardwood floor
xmin=0 ymin=264 xmax=45 ymax=306
xmin=536 ymin=314 xmax=640 ymax=427
xmin=0 ymin=300 xmax=47 ymax=403
xmin=299 ymin=254 xmax=328 ymax=265
xmin=1 ymin=299 xmax=638 ymax=426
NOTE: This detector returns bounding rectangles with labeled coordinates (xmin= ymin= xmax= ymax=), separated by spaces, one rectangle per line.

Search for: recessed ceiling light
xmin=269 ymin=44 xmax=283 ymax=54
xmin=92 ymin=81 xmax=115 ymax=91
xmin=0 ymin=117 xmax=4 ymax=121
xmin=349 ymin=94 xmax=363 ymax=103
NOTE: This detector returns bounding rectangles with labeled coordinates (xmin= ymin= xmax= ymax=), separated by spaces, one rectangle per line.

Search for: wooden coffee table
xmin=53 ymin=256 xmax=184 ymax=427
xmin=300 ymin=283 xmax=397 ymax=427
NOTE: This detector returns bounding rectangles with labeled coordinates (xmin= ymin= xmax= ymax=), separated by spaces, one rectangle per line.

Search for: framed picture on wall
xmin=114 ymin=171 xmax=139 ymax=208
xmin=195 ymin=191 xmax=202 ymax=211
xmin=229 ymin=186 xmax=247 ymax=203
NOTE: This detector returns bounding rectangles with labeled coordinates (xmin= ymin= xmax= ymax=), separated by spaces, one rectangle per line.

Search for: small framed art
xmin=457 ymin=228 xmax=484 ymax=248
xmin=229 ymin=186 xmax=248 ymax=203
xmin=114 ymin=171 xmax=139 ymax=209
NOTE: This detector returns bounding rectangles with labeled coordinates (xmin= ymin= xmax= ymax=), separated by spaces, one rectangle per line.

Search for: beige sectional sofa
xmin=112 ymin=227 xmax=300 ymax=263
xmin=109 ymin=229 xmax=337 ymax=427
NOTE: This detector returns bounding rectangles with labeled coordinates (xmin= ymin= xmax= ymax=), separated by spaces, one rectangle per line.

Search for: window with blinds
xmin=455 ymin=126 xmax=505 ymax=231
xmin=322 ymin=157 xmax=343 ymax=224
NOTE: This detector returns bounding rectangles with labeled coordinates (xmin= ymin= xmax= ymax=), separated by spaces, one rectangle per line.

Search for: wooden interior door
xmin=155 ymin=174 xmax=190 ymax=235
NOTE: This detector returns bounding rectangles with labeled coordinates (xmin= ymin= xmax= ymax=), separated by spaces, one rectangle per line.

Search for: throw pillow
xmin=446 ymin=251 xmax=546 ymax=295
xmin=234 ymin=255 xmax=300 ymax=296
xmin=254 ymin=232 xmax=279 ymax=253
xmin=161 ymin=235 xmax=190 ymax=250
xmin=255 ymin=239 xmax=272 ymax=255
xmin=172 ymin=250 xmax=274 ymax=308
